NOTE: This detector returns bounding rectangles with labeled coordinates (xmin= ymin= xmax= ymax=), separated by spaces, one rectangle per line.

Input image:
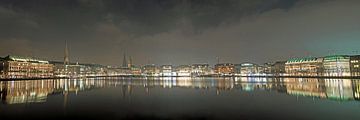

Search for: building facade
xmin=160 ymin=65 xmax=174 ymax=76
xmin=191 ymin=64 xmax=212 ymax=76
xmin=350 ymin=55 xmax=360 ymax=77
xmin=323 ymin=55 xmax=350 ymax=77
xmin=214 ymin=63 xmax=235 ymax=76
xmin=175 ymin=65 xmax=191 ymax=76
xmin=271 ymin=61 xmax=286 ymax=76
xmin=285 ymin=57 xmax=323 ymax=76
xmin=0 ymin=56 xmax=54 ymax=79
xmin=240 ymin=63 xmax=258 ymax=76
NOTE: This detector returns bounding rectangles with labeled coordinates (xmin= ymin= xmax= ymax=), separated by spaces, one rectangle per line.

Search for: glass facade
xmin=323 ymin=55 xmax=350 ymax=76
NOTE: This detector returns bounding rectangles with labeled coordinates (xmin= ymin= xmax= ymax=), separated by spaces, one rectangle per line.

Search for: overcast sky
xmin=0 ymin=0 xmax=360 ymax=66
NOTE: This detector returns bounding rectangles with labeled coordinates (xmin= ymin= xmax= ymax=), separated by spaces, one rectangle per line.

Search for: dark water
xmin=0 ymin=77 xmax=360 ymax=120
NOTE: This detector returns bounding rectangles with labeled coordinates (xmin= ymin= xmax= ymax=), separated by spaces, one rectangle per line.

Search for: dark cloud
xmin=0 ymin=0 xmax=359 ymax=66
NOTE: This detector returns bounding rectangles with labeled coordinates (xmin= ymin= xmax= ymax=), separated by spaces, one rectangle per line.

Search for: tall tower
xmin=64 ymin=41 xmax=69 ymax=65
xmin=128 ymin=56 xmax=132 ymax=68
xmin=122 ymin=52 xmax=128 ymax=68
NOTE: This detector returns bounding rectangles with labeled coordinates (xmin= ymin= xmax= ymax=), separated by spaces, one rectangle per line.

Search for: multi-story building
xmin=323 ymin=55 xmax=350 ymax=77
xmin=285 ymin=57 xmax=323 ymax=76
xmin=214 ymin=63 xmax=235 ymax=76
xmin=142 ymin=64 xmax=160 ymax=76
xmin=175 ymin=65 xmax=191 ymax=76
xmin=240 ymin=63 xmax=258 ymax=76
xmin=350 ymin=55 xmax=360 ymax=77
xmin=0 ymin=55 xmax=54 ymax=79
xmin=160 ymin=65 xmax=174 ymax=76
xmin=271 ymin=61 xmax=286 ymax=76
xmin=191 ymin=64 xmax=212 ymax=76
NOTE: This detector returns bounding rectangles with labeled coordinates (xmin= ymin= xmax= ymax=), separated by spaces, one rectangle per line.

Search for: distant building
xmin=350 ymin=55 xmax=360 ymax=76
xmin=285 ymin=57 xmax=323 ymax=76
xmin=0 ymin=55 xmax=54 ymax=79
xmin=271 ymin=61 xmax=286 ymax=76
xmin=240 ymin=63 xmax=258 ymax=76
xmin=142 ymin=64 xmax=160 ymax=76
xmin=214 ymin=63 xmax=235 ymax=76
xmin=160 ymin=65 xmax=174 ymax=76
xmin=234 ymin=64 xmax=242 ymax=75
xmin=191 ymin=64 xmax=211 ymax=76
xmin=323 ymin=55 xmax=350 ymax=76
xmin=175 ymin=65 xmax=191 ymax=76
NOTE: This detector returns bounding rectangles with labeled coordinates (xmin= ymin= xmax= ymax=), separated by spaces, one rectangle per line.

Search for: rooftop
xmin=286 ymin=57 xmax=322 ymax=64
xmin=3 ymin=55 xmax=49 ymax=64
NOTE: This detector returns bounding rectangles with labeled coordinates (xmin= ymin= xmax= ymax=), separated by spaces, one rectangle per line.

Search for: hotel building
xmin=285 ymin=57 xmax=323 ymax=76
xmin=0 ymin=55 xmax=54 ymax=79
xmin=323 ymin=55 xmax=350 ymax=77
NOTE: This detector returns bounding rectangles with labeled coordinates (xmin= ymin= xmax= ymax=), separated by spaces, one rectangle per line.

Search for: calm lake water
xmin=1 ymin=77 xmax=360 ymax=120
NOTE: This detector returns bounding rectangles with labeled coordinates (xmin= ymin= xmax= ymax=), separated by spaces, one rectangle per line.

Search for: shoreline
xmin=1 ymin=75 xmax=360 ymax=81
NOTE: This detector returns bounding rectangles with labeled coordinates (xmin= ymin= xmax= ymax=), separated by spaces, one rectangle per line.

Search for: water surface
xmin=1 ymin=77 xmax=360 ymax=120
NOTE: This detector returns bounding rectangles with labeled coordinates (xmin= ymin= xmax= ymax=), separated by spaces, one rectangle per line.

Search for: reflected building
xmin=324 ymin=79 xmax=354 ymax=100
xmin=352 ymin=80 xmax=360 ymax=100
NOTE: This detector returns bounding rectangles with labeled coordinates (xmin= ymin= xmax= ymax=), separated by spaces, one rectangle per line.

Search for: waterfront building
xmin=175 ymin=65 xmax=191 ymax=76
xmin=0 ymin=55 xmax=54 ymax=79
xmin=271 ymin=61 xmax=286 ymax=76
xmin=263 ymin=62 xmax=273 ymax=75
xmin=234 ymin=64 xmax=242 ymax=75
xmin=323 ymin=55 xmax=350 ymax=77
xmin=191 ymin=64 xmax=212 ymax=76
xmin=214 ymin=63 xmax=235 ymax=76
xmin=350 ymin=55 xmax=360 ymax=76
xmin=142 ymin=64 xmax=160 ymax=76
xmin=160 ymin=65 xmax=174 ymax=76
xmin=240 ymin=63 xmax=258 ymax=76
xmin=285 ymin=57 xmax=323 ymax=76
xmin=0 ymin=57 xmax=4 ymax=78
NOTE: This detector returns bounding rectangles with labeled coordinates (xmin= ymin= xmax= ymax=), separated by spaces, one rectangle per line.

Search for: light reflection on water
xmin=1 ymin=77 xmax=360 ymax=119
xmin=0 ymin=77 xmax=359 ymax=104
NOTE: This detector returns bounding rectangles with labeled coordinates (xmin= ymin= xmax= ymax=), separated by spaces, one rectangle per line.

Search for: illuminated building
xmin=240 ymin=63 xmax=258 ymax=76
xmin=142 ymin=64 xmax=160 ymax=76
xmin=271 ymin=61 xmax=286 ymax=76
xmin=0 ymin=55 xmax=54 ymax=79
xmin=214 ymin=63 xmax=235 ymax=76
xmin=160 ymin=65 xmax=174 ymax=76
xmin=323 ymin=55 xmax=350 ymax=76
xmin=191 ymin=64 xmax=212 ymax=76
xmin=285 ymin=57 xmax=323 ymax=76
xmin=234 ymin=64 xmax=242 ymax=75
xmin=175 ymin=65 xmax=191 ymax=76
xmin=350 ymin=55 xmax=360 ymax=76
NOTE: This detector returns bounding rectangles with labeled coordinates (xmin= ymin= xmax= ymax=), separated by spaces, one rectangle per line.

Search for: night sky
xmin=0 ymin=0 xmax=360 ymax=66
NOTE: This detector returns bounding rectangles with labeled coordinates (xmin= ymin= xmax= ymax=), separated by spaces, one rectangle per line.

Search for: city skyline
xmin=1 ymin=0 xmax=360 ymax=66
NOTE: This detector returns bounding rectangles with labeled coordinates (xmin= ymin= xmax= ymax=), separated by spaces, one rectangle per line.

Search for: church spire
xmin=122 ymin=52 xmax=128 ymax=68
xmin=64 ymin=40 xmax=69 ymax=65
